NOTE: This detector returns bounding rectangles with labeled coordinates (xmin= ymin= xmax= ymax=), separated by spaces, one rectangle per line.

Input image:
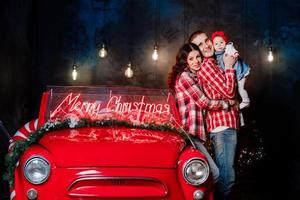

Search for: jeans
xmin=210 ymin=128 xmax=237 ymax=198
xmin=191 ymin=137 xmax=219 ymax=183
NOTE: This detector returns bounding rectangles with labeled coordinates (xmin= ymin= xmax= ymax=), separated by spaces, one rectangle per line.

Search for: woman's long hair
xmin=167 ymin=43 xmax=201 ymax=90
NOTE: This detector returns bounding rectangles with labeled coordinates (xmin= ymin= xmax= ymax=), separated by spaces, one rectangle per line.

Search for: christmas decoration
xmin=3 ymin=118 xmax=186 ymax=186
xmin=4 ymin=117 xmax=267 ymax=186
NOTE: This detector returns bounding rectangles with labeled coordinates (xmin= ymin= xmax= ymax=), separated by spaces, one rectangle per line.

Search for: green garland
xmin=3 ymin=118 xmax=186 ymax=187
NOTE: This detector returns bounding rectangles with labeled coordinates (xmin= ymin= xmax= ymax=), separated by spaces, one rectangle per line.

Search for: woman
xmin=167 ymin=43 xmax=230 ymax=183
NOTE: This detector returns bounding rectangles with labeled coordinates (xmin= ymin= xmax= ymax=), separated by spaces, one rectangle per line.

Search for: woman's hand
xmin=228 ymin=99 xmax=238 ymax=106
xmin=228 ymin=99 xmax=241 ymax=110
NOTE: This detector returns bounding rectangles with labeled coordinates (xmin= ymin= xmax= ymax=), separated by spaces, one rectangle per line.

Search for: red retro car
xmin=6 ymin=86 xmax=214 ymax=200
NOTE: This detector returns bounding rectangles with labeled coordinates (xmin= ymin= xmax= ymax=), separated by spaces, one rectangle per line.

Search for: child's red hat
xmin=211 ymin=31 xmax=229 ymax=43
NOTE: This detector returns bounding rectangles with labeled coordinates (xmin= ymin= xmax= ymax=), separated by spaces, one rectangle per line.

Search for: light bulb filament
xmin=267 ymin=48 xmax=274 ymax=62
xmin=152 ymin=46 xmax=158 ymax=61
xmin=72 ymin=66 xmax=78 ymax=80
xmin=99 ymin=44 xmax=108 ymax=58
xmin=125 ymin=63 xmax=133 ymax=78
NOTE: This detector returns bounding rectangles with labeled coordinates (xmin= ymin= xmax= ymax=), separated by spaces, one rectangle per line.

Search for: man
xmin=189 ymin=31 xmax=239 ymax=199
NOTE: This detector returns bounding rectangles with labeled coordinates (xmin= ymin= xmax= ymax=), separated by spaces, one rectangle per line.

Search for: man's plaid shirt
xmin=175 ymin=69 xmax=228 ymax=141
xmin=198 ymin=58 xmax=239 ymax=133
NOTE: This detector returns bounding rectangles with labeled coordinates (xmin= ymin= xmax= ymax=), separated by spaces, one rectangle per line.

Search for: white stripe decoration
xmin=8 ymin=142 xmax=15 ymax=150
xmin=24 ymin=122 xmax=31 ymax=133
xmin=14 ymin=131 xmax=27 ymax=139
xmin=10 ymin=190 xmax=16 ymax=200
xmin=34 ymin=119 xmax=39 ymax=129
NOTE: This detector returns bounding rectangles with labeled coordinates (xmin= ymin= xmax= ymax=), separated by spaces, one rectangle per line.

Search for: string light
xmin=152 ymin=0 xmax=160 ymax=61
xmin=124 ymin=62 xmax=133 ymax=78
xmin=99 ymin=44 xmax=108 ymax=58
xmin=98 ymin=1 xmax=108 ymax=59
xmin=72 ymin=65 xmax=78 ymax=80
xmin=267 ymin=47 xmax=274 ymax=62
xmin=152 ymin=45 xmax=158 ymax=61
xmin=267 ymin=0 xmax=274 ymax=63
xmin=125 ymin=2 xmax=134 ymax=79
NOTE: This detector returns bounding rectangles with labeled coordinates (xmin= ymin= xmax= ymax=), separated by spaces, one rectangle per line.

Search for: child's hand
xmin=223 ymin=54 xmax=237 ymax=69
xmin=225 ymin=42 xmax=239 ymax=57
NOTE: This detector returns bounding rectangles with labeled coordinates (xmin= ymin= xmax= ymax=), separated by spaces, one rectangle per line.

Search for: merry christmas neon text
xmin=49 ymin=92 xmax=171 ymax=123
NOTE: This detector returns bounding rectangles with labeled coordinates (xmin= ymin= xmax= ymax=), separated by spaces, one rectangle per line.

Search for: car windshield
xmin=40 ymin=86 xmax=181 ymax=129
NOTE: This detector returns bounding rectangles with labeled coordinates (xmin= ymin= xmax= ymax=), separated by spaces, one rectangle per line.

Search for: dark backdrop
xmin=1 ymin=0 xmax=300 ymax=199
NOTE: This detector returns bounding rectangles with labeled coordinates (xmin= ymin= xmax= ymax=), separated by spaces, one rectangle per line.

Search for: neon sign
xmin=49 ymin=92 xmax=171 ymax=125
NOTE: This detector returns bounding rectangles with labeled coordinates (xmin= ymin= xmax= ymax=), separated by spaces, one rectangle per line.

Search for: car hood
xmin=39 ymin=127 xmax=186 ymax=168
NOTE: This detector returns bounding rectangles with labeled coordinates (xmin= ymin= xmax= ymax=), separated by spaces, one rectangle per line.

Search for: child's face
xmin=213 ymin=36 xmax=226 ymax=52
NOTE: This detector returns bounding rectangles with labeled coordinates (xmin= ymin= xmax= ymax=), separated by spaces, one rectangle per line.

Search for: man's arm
xmin=199 ymin=59 xmax=236 ymax=99
xmin=177 ymin=72 xmax=228 ymax=110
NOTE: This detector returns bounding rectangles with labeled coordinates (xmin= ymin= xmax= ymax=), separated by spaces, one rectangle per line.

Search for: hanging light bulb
xmin=99 ymin=44 xmax=108 ymax=58
xmin=125 ymin=62 xmax=133 ymax=78
xmin=267 ymin=47 xmax=274 ymax=62
xmin=72 ymin=65 xmax=78 ymax=80
xmin=152 ymin=45 xmax=158 ymax=61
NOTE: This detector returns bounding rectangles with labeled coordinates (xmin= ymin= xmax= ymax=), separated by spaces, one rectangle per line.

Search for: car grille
xmin=68 ymin=176 xmax=168 ymax=198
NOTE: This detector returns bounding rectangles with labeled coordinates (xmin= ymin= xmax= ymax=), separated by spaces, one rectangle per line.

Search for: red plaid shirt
xmin=175 ymin=69 xmax=228 ymax=141
xmin=198 ymin=58 xmax=239 ymax=133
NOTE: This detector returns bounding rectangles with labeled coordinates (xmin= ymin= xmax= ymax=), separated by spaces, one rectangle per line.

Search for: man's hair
xmin=188 ymin=30 xmax=205 ymax=43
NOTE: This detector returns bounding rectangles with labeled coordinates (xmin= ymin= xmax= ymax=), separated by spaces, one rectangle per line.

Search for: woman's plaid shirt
xmin=198 ymin=58 xmax=239 ymax=133
xmin=175 ymin=69 xmax=228 ymax=141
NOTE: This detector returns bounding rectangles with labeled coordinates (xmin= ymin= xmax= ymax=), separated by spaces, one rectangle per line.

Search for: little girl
xmin=212 ymin=31 xmax=250 ymax=109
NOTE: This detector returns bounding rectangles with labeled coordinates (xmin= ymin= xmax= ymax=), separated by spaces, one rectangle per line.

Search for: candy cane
xmin=8 ymin=119 xmax=38 ymax=200
xmin=8 ymin=118 xmax=39 ymax=151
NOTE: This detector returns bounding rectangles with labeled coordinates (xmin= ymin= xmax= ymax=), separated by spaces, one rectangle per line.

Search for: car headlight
xmin=183 ymin=158 xmax=209 ymax=186
xmin=24 ymin=156 xmax=50 ymax=184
